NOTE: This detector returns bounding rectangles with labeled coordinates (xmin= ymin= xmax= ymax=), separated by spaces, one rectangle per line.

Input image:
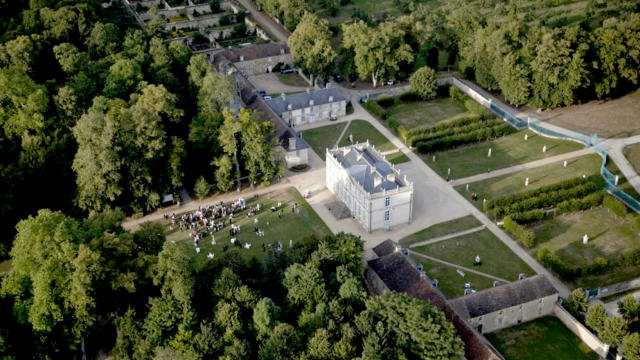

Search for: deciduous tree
xmin=288 ymin=13 xmax=336 ymax=81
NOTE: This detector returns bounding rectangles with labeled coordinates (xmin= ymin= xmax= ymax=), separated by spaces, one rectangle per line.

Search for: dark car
xmin=333 ymin=73 xmax=344 ymax=82
xmin=258 ymin=89 xmax=266 ymax=96
xmin=281 ymin=68 xmax=296 ymax=74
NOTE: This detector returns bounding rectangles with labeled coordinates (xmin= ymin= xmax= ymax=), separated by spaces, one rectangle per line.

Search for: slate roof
xmin=330 ymin=145 xmax=408 ymax=194
xmin=449 ymin=275 xmax=559 ymax=320
xmin=367 ymin=249 xmax=504 ymax=360
xmin=372 ymin=239 xmax=398 ymax=257
xmin=223 ymin=43 xmax=290 ymax=63
xmin=265 ymin=88 xmax=347 ymax=115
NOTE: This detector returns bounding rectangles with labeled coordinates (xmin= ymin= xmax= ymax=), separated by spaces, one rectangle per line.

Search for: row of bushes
xmin=406 ymin=115 xmax=482 ymax=139
xmin=503 ymin=216 xmax=535 ymax=247
xmin=487 ymin=181 xmax=601 ymax=219
xmin=415 ymin=123 xmax=515 ymax=154
xmin=363 ymin=101 xmax=388 ymax=119
xmin=407 ymin=116 xmax=500 ymax=147
xmin=508 ymin=191 xmax=605 ymax=225
xmin=484 ymin=177 xmax=598 ymax=211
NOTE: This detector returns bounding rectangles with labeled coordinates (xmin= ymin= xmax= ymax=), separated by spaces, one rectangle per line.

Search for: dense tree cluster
xmin=0 ymin=208 xmax=463 ymax=359
xmin=0 ymin=0 xmax=282 ymax=258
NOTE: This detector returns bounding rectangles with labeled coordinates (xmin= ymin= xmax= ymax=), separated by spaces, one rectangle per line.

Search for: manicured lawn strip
xmin=386 ymin=97 xmax=469 ymax=130
xmin=386 ymin=151 xmax=410 ymax=164
xmin=412 ymin=257 xmax=497 ymax=299
xmin=399 ymin=215 xmax=481 ymax=247
xmin=486 ymin=316 xmax=600 ymax=360
xmin=605 ymin=158 xmax=640 ymax=201
xmin=413 ymin=229 xmax=534 ymax=281
xmin=426 ymin=130 xmax=585 ymax=179
xmin=160 ymin=187 xmax=331 ymax=263
xmin=301 ymin=122 xmax=347 ymax=160
xmin=338 ymin=120 xmax=397 ymax=152
xmin=456 ymin=154 xmax=603 ymax=209
xmin=277 ymin=73 xmax=309 ymax=87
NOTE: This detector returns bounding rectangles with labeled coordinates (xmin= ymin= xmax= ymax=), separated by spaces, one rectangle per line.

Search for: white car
xmin=263 ymin=95 xmax=272 ymax=100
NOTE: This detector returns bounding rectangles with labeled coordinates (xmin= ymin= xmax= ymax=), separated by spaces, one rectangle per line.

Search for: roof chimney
xmin=287 ymin=103 xmax=292 ymax=111
xmin=309 ymin=99 xmax=314 ymax=106
xmin=281 ymin=92 xmax=286 ymax=101
xmin=329 ymin=95 xmax=333 ymax=102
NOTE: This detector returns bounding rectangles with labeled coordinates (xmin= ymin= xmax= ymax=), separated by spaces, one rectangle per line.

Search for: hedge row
xmin=407 ymin=116 xmax=501 ymax=147
xmin=363 ymin=101 xmax=388 ymax=120
xmin=407 ymin=115 xmax=481 ymax=138
xmin=509 ymin=191 xmax=605 ymax=224
xmin=487 ymin=181 xmax=601 ymax=219
xmin=484 ymin=177 xmax=598 ymax=211
xmin=503 ymin=216 xmax=535 ymax=247
xmin=414 ymin=123 xmax=515 ymax=154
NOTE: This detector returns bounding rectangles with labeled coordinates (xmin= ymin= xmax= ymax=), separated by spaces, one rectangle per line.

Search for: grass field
xmin=412 ymin=229 xmax=534 ymax=282
xmin=427 ymin=130 xmax=585 ymax=179
xmin=624 ymin=143 xmax=640 ymax=178
xmin=386 ymin=97 xmax=469 ymax=130
xmin=528 ymin=206 xmax=640 ymax=288
xmin=456 ymin=154 xmax=603 ymax=208
xmin=301 ymin=122 xmax=347 ymax=160
xmin=399 ymin=215 xmax=481 ymax=247
xmin=160 ymin=187 xmax=331 ymax=262
xmin=486 ymin=316 xmax=599 ymax=360
xmin=413 ymin=257 xmax=497 ymax=299
xmin=338 ymin=120 xmax=410 ymax=164
xmin=277 ymin=73 xmax=309 ymax=87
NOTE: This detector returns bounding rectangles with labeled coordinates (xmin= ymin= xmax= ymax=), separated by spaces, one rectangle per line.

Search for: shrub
xmin=414 ymin=123 xmax=515 ymax=153
xmin=363 ymin=101 xmax=388 ymax=120
xmin=603 ymin=195 xmax=627 ymax=217
xmin=388 ymin=118 xmax=400 ymax=132
xmin=397 ymin=126 xmax=408 ymax=143
xmin=510 ymin=209 xmax=545 ymax=224
xmin=503 ymin=216 xmax=535 ymax=247
xmin=409 ymin=66 xmax=437 ymax=99
xmin=399 ymin=91 xmax=422 ymax=103
xmin=449 ymin=86 xmax=466 ymax=105
xmin=376 ymin=97 xmax=397 ymax=108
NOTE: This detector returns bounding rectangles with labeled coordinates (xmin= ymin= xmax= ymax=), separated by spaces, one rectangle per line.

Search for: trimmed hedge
xmin=484 ymin=177 xmax=601 ymax=211
xmin=414 ymin=123 xmax=515 ymax=153
xmin=399 ymin=91 xmax=423 ymax=102
xmin=407 ymin=116 xmax=498 ymax=147
xmin=603 ymin=195 xmax=627 ymax=217
xmin=503 ymin=216 xmax=535 ymax=247
xmin=363 ymin=101 xmax=387 ymax=120
xmin=377 ymin=97 xmax=397 ymax=108
xmin=487 ymin=181 xmax=601 ymax=219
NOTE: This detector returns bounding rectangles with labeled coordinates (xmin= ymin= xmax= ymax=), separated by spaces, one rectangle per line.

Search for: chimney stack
xmin=281 ymin=92 xmax=286 ymax=101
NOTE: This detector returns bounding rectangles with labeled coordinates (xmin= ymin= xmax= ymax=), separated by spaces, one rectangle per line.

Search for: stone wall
xmin=234 ymin=54 xmax=293 ymax=76
xmin=469 ymin=294 xmax=558 ymax=334
xmin=553 ymin=304 xmax=609 ymax=358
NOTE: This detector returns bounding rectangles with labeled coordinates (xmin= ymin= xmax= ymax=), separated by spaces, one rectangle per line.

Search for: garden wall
xmin=553 ymin=304 xmax=609 ymax=358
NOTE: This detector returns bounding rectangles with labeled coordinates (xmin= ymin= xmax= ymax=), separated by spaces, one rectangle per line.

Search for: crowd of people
xmin=163 ymin=197 xmax=300 ymax=255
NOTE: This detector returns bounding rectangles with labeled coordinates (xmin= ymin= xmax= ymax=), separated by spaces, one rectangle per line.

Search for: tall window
xmin=384 ymin=210 xmax=390 ymax=221
xmin=384 ymin=197 xmax=391 ymax=207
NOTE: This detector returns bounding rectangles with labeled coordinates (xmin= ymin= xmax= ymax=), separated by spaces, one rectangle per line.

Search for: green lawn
xmin=302 ymin=122 xmax=347 ymax=160
xmin=338 ymin=120 xmax=409 ymax=164
xmin=412 ymin=229 xmax=534 ymax=282
xmin=160 ymin=187 xmax=331 ymax=262
xmin=486 ymin=316 xmax=599 ymax=360
xmin=412 ymin=257 xmax=497 ymax=299
xmin=529 ymin=206 xmax=640 ymax=288
xmin=277 ymin=73 xmax=309 ymax=87
xmin=386 ymin=97 xmax=469 ymax=130
xmin=456 ymin=154 xmax=603 ymax=208
xmin=623 ymin=143 xmax=640 ymax=174
xmin=399 ymin=215 xmax=481 ymax=247
xmin=427 ymin=130 xmax=585 ymax=179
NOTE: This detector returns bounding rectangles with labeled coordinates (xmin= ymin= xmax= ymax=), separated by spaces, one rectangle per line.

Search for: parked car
xmin=258 ymin=89 xmax=266 ymax=96
xmin=263 ymin=95 xmax=272 ymax=100
xmin=281 ymin=67 xmax=296 ymax=74
xmin=333 ymin=73 xmax=344 ymax=82
xmin=387 ymin=79 xmax=395 ymax=85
